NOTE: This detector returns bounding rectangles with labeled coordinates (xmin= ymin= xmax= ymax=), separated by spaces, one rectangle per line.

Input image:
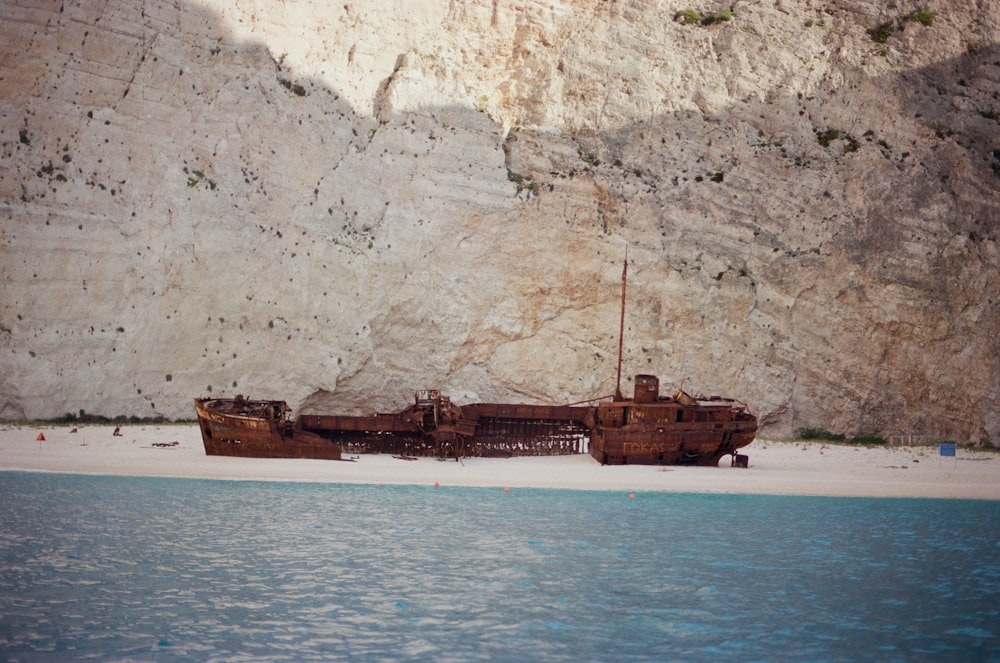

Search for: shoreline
xmin=2 ymin=424 xmax=998 ymax=500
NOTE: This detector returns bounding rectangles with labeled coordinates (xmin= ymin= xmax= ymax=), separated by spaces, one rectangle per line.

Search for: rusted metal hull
xmin=194 ymin=397 xmax=341 ymax=460
xmin=299 ymin=403 xmax=591 ymax=458
xmin=194 ymin=375 xmax=756 ymax=466
xmin=587 ymin=376 xmax=757 ymax=465
xmin=589 ymin=415 xmax=758 ymax=466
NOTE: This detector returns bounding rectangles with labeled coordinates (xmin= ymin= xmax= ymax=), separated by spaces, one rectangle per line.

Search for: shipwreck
xmin=195 ymin=256 xmax=757 ymax=465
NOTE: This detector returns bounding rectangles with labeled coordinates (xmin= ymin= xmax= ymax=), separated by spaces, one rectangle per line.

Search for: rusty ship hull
xmin=194 ymin=375 xmax=755 ymax=466
xmin=590 ymin=421 xmax=756 ymax=466
xmin=194 ymin=397 xmax=341 ymax=460
xmin=590 ymin=375 xmax=757 ymax=465
xmin=589 ymin=376 xmax=757 ymax=466
xmin=196 ymin=389 xmax=593 ymax=462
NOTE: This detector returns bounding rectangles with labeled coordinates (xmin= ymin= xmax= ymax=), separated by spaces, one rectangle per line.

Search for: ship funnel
xmin=633 ymin=374 xmax=659 ymax=403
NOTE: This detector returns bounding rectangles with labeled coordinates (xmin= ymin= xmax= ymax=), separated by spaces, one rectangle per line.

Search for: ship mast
xmin=614 ymin=246 xmax=628 ymax=401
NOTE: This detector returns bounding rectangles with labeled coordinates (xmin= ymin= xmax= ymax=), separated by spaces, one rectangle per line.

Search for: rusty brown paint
xmin=195 ymin=396 xmax=341 ymax=460
xmin=194 ymin=374 xmax=756 ymax=466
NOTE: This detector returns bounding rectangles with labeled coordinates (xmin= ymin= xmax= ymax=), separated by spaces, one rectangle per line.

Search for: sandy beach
xmin=1 ymin=424 xmax=998 ymax=500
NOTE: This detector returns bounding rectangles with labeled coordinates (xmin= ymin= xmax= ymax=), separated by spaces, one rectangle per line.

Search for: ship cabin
xmin=596 ymin=375 xmax=743 ymax=429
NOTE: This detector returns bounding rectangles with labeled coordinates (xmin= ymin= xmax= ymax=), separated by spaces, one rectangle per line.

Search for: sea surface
xmin=0 ymin=471 xmax=998 ymax=662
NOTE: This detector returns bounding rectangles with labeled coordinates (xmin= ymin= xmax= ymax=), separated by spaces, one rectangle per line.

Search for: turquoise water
xmin=0 ymin=472 xmax=998 ymax=662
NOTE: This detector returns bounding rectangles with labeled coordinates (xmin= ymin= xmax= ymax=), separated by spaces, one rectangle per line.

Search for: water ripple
xmin=1 ymin=474 xmax=998 ymax=661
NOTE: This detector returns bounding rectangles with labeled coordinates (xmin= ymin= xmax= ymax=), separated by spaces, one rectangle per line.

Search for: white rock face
xmin=1 ymin=0 xmax=998 ymax=444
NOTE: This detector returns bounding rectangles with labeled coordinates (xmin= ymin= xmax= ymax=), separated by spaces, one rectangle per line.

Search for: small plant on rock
xmin=676 ymin=7 xmax=733 ymax=27
xmin=867 ymin=22 xmax=895 ymax=43
xmin=701 ymin=8 xmax=733 ymax=25
xmin=907 ymin=9 xmax=936 ymax=26
xmin=675 ymin=8 xmax=702 ymax=24
xmin=817 ymin=128 xmax=840 ymax=147
xmin=507 ymin=169 xmax=539 ymax=198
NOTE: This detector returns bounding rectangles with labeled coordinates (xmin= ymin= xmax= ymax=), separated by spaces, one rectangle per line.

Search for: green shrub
xmin=817 ymin=128 xmax=840 ymax=147
xmin=701 ymin=8 xmax=733 ymax=25
xmin=675 ymin=8 xmax=702 ymax=24
xmin=907 ymin=9 xmax=936 ymax=26
xmin=676 ymin=7 xmax=733 ymax=26
xmin=867 ymin=22 xmax=894 ymax=43
xmin=849 ymin=435 xmax=888 ymax=446
xmin=506 ymin=169 xmax=538 ymax=197
xmin=797 ymin=427 xmax=846 ymax=442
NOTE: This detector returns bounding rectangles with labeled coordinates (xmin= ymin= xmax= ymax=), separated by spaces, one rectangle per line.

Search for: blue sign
xmin=939 ymin=443 xmax=957 ymax=457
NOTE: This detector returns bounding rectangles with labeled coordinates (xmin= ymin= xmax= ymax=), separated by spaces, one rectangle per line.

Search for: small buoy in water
xmin=628 ymin=493 xmax=635 ymax=499
xmin=503 ymin=487 xmax=510 ymax=493
xmin=376 ymin=483 xmax=383 ymax=487
xmin=434 ymin=481 xmax=440 ymax=488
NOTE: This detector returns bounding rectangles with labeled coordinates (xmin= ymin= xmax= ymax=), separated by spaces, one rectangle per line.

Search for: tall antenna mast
xmin=614 ymin=246 xmax=628 ymax=401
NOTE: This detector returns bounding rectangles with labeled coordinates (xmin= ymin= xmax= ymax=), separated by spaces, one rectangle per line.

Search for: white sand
xmin=1 ymin=424 xmax=998 ymax=500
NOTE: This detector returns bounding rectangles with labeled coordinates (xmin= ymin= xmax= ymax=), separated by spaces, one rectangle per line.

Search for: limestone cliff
xmin=1 ymin=0 xmax=998 ymax=445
